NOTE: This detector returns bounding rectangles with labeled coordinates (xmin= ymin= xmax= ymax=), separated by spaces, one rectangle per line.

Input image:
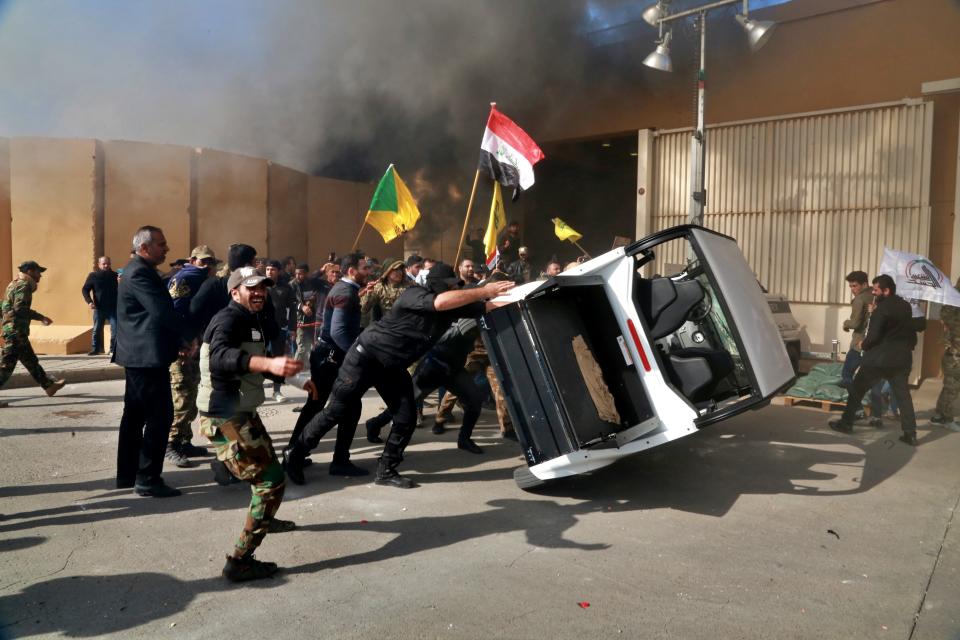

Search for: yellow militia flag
xmin=365 ymin=164 xmax=421 ymax=243
xmin=483 ymin=182 xmax=506 ymax=269
xmin=552 ymin=217 xmax=582 ymax=243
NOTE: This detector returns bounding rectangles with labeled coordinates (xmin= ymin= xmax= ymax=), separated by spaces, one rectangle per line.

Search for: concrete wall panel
xmin=307 ymin=176 xmax=395 ymax=268
xmin=196 ymin=149 xmax=268 ymax=261
xmin=0 ymin=138 xmax=10 ymax=288
xmin=267 ymin=163 xmax=308 ymax=263
xmin=10 ymin=138 xmax=100 ymax=327
xmin=103 ymin=140 xmax=192 ymax=269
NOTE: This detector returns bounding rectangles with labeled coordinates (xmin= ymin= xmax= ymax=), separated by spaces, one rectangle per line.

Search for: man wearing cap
xmin=115 ymin=226 xmax=191 ymax=497
xmin=81 ymin=256 xmax=119 ymax=356
xmin=509 ymin=246 xmax=533 ymax=284
xmin=198 ymin=266 xmax=303 ymax=582
xmin=164 ymin=245 xmax=218 ymax=468
xmin=0 ymin=261 xmax=66 ymax=401
xmin=284 ymin=262 xmax=514 ymax=488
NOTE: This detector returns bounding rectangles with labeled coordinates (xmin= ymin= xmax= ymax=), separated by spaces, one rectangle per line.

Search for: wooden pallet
xmin=782 ymin=395 xmax=871 ymax=415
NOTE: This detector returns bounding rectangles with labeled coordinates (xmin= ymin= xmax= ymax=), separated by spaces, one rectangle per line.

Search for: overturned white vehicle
xmin=481 ymin=225 xmax=796 ymax=490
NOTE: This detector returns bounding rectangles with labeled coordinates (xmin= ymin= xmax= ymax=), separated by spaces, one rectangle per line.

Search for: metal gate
xmin=645 ymin=100 xmax=934 ymax=305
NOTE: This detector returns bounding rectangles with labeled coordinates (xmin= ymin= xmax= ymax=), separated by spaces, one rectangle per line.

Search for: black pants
xmin=412 ymin=359 xmax=483 ymax=442
xmin=117 ymin=367 xmax=174 ymax=485
xmin=842 ymin=364 xmax=916 ymax=434
xmin=297 ymin=344 xmax=416 ymax=466
xmin=286 ymin=346 xmax=356 ymax=463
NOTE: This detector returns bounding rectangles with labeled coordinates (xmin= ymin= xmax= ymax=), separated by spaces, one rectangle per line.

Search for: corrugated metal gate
xmin=648 ymin=100 xmax=934 ymax=304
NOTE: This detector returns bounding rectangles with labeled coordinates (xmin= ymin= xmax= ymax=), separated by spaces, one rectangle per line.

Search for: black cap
xmin=425 ymin=262 xmax=460 ymax=294
xmin=18 ymin=260 xmax=46 ymax=273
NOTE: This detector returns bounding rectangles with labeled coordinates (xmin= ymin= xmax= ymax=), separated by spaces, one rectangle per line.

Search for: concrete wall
xmin=0 ymin=139 xmax=10 ymax=288
xmin=267 ymin=163 xmax=308 ymax=263
xmin=307 ymin=176 xmax=396 ymax=268
xmin=9 ymin=138 xmax=101 ymax=327
xmin=196 ymin=149 xmax=268 ymax=262
xmin=103 ymin=140 xmax=192 ymax=268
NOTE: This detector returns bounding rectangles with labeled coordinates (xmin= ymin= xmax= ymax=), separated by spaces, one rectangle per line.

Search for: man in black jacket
xmin=81 ymin=256 xmax=118 ymax=355
xmin=829 ymin=274 xmax=920 ymax=445
xmin=198 ymin=267 xmax=303 ymax=582
xmin=114 ymin=226 xmax=190 ymax=497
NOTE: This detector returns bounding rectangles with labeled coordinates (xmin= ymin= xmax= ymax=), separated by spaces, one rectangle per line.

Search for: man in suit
xmin=829 ymin=274 xmax=920 ymax=445
xmin=114 ymin=225 xmax=190 ymax=497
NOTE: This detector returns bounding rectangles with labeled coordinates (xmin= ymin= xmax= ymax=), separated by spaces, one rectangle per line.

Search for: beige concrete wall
xmin=0 ymin=138 xmax=10 ymax=288
xmin=103 ymin=140 xmax=193 ymax=269
xmin=267 ymin=163 xmax=308 ymax=262
xmin=10 ymin=138 xmax=101 ymax=327
xmin=307 ymin=176 xmax=396 ymax=268
xmin=196 ymin=149 xmax=268 ymax=261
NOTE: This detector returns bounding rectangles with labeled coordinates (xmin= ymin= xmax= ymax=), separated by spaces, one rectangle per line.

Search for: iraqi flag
xmin=478 ymin=105 xmax=545 ymax=200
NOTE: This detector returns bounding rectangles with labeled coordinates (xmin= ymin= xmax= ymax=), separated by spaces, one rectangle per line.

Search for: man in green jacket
xmin=841 ymin=270 xmax=873 ymax=388
xmin=0 ymin=261 xmax=66 ymax=403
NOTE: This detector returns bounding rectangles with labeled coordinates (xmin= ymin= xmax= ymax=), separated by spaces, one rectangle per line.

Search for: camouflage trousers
xmin=169 ymin=355 xmax=200 ymax=445
xmin=295 ymin=326 xmax=316 ymax=362
xmin=0 ymin=333 xmax=53 ymax=390
xmin=935 ymin=351 xmax=960 ymax=419
xmin=200 ymin=412 xmax=286 ymax=557
xmin=436 ymin=366 xmax=514 ymax=434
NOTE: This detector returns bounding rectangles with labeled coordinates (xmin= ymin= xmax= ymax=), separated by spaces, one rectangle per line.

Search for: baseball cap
xmin=228 ymin=266 xmax=273 ymax=290
xmin=190 ymin=245 xmax=216 ymax=261
xmin=18 ymin=260 xmax=47 ymax=273
xmin=425 ymin=262 xmax=460 ymax=294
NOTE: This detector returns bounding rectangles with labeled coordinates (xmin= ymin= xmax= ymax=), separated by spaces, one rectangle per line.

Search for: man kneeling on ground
xmin=197 ymin=266 xmax=303 ymax=582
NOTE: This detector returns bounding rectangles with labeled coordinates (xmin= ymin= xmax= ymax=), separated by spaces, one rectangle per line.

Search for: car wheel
xmin=513 ymin=465 xmax=549 ymax=491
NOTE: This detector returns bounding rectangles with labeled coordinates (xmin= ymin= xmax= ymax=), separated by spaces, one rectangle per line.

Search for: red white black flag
xmin=478 ymin=105 xmax=545 ymax=199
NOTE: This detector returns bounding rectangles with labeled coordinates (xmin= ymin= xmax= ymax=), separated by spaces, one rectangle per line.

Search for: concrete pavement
xmin=0 ymin=379 xmax=957 ymax=639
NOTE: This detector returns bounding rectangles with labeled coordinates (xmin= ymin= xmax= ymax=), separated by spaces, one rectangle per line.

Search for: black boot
xmin=222 ymin=554 xmax=278 ymax=582
xmin=457 ymin=438 xmax=483 ymax=454
xmin=366 ymin=419 xmax=384 ymax=444
xmin=898 ymin=432 xmax=918 ymax=446
xmin=374 ymin=458 xmax=417 ymax=489
xmin=828 ymin=419 xmax=853 ymax=433
xmin=283 ymin=447 xmax=307 ymax=485
xmin=211 ymin=459 xmax=240 ymax=486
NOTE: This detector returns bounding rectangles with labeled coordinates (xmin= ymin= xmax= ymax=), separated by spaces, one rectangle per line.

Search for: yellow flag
xmin=365 ymin=165 xmax=421 ymax=243
xmin=552 ymin=217 xmax=582 ymax=243
xmin=483 ymin=182 xmax=506 ymax=268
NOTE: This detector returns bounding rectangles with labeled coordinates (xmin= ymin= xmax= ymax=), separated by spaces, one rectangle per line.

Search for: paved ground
xmin=3 ymin=355 xmax=122 ymax=390
xmin=0 ymin=379 xmax=957 ymax=639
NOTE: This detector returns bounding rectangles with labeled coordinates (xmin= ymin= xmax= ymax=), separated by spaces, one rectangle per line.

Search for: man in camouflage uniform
xmin=0 ymin=261 xmax=66 ymax=403
xmin=932 ymin=278 xmax=960 ymax=431
xmin=198 ymin=267 xmax=303 ymax=582
xmin=166 ymin=245 xmax=218 ymax=467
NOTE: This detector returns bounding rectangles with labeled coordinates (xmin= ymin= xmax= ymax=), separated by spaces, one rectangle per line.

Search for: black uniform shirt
xmin=358 ymin=286 xmax=485 ymax=369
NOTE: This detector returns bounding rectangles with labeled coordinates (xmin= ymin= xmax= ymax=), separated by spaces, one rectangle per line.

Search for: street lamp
xmin=642 ymin=0 xmax=777 ymax=226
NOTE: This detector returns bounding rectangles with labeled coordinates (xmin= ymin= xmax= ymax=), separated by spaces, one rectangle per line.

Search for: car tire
xmin=513 ymin=465 xmax=549 ymax=491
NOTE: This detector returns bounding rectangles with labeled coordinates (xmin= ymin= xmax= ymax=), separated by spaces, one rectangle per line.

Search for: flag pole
xmin=454 ymin=169 xmax=481 ymax=266
xmin=572 ymin=240 xmax=591 ymax=259
xmin=351 ymin=220 xmax=366 ymax=252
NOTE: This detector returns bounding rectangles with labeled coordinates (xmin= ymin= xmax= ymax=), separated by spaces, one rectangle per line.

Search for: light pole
xmin=642 ymin=0 xmax=777 ymax=226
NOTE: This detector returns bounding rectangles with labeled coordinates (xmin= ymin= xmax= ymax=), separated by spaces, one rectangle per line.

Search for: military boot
xmin=374 ymin=459 xmax=417 ymax=489
xmin=45 ymin=379 xmax=66 ymax=397
xmin=282 ymin=446 xmax=307 ymax=485
xmin=165 ymin=443 xmax=194 ymax=468
xmin=222 ymin=554 xmax=278 ymax=582
xmin=930 ymin=413 xmax=950 ymax=425
xmin=898 ymin=432 xmax=918 ymax=446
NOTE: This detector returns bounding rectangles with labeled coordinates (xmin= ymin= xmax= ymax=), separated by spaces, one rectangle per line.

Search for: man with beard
xmin=198 ymin=267 xmax=303 ymax=582
xmin=284 ymin=262 xmax=514 ymax=488
xmin=829 ymin=274 xmax=920 ymax=445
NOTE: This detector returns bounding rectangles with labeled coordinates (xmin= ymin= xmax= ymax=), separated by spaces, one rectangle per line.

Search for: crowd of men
xmin=17 ymin=225 xmax=958 ymax=580
xmin=2 ymin=220 xmax=567 ymax=583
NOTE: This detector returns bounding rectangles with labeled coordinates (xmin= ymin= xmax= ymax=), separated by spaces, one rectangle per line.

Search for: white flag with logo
xmin=878 ymin=248 xmax=960 ymax=307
